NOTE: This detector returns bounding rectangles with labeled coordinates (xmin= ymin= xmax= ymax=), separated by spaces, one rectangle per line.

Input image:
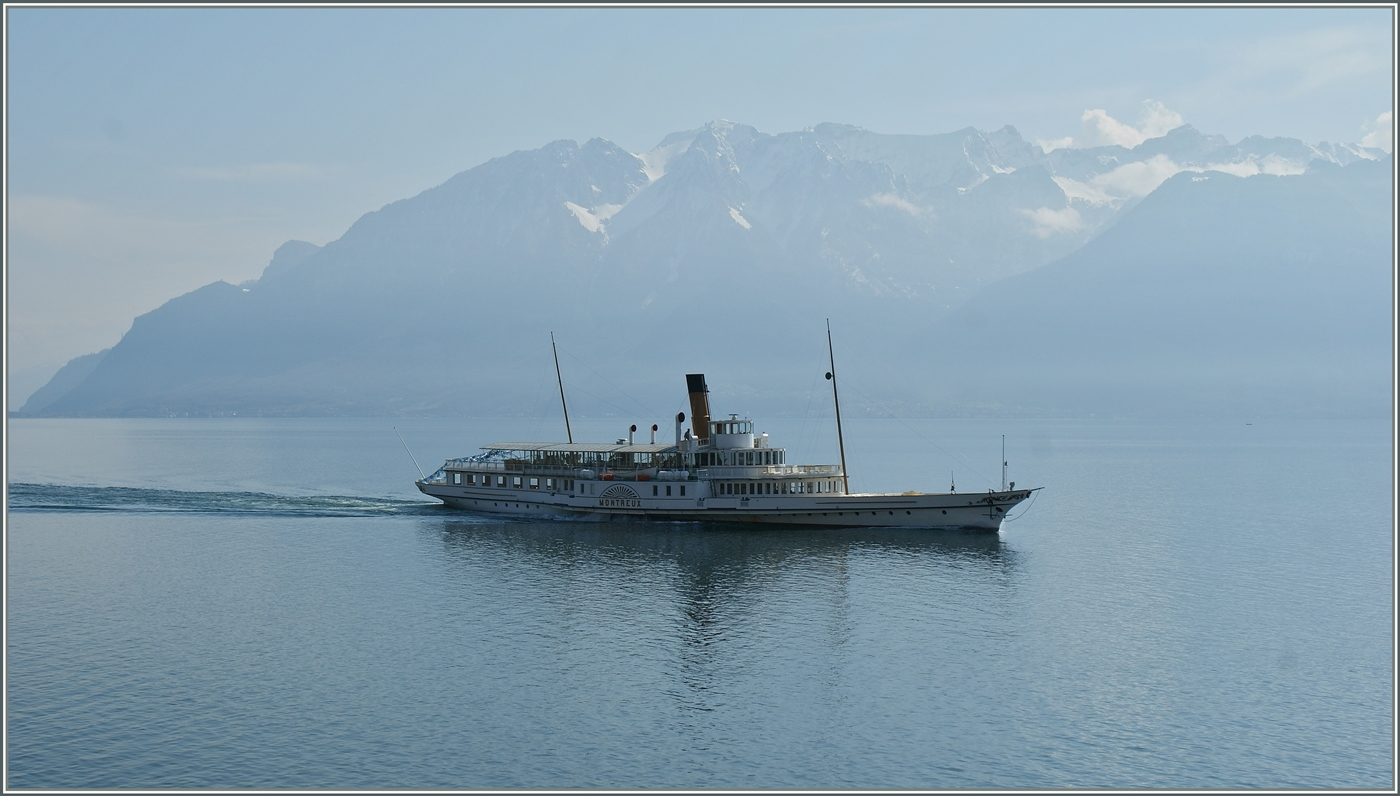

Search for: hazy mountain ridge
xmin=898 ymin=156 xmax=1394 ymax=417
xmin=17 ymin=120 xmax=1393 ymax=418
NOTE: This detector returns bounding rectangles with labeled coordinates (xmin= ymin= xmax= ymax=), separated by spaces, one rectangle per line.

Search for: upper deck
xmin=428 ymin=423 xmax=837 ymax=484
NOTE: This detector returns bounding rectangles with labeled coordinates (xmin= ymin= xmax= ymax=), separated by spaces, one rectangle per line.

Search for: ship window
xmin=514 ymin=476 xmax=523 ymax=488
xmin=529 ymin=477 xmax=539 ymax=489
xmin=652 ymin=485 xmax=658 ymax=496
xmin=545 ymin=478 xmax=554 ymax=489
xmin=497 ymin=475 xmax=505 ymax=487
xmin=666 ymin=485 xmax=672 ymax=496
xmin=453 ymin=473 xmax=461 ymax=484
xmin=680 ymin=485 xmax=686 ymax=496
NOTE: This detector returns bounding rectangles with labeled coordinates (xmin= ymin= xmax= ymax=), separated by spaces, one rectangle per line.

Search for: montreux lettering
xmin=598 ymin=485 xmax=640 ymax=508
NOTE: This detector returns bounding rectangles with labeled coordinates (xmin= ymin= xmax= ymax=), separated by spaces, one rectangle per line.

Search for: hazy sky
xmin=5 ymin=5 xmax=1394 ymax=385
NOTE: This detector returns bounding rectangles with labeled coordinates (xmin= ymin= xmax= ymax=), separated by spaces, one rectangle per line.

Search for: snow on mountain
xmin=21 ymin=119 xmax=1392 ymax=418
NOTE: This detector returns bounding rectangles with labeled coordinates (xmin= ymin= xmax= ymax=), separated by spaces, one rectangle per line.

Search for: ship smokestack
xmin=651 ymin=424 xmax=658 ymax=444
xmin=686 ymin=374 xmax=710 ymax=443
xmin=629 ymin=424 xmax=637 ymax=445
xmin=675 ymin=412 xmax=685 ymax=446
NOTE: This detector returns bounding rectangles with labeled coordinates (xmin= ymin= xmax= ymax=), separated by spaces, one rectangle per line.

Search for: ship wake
xmin=8 ymin=482 xmax=445 ymax=518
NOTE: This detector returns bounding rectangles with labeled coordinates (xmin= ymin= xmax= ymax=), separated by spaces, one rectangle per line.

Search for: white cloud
xmin=863 ymin=192 xmax=930 ymax=217
xmin=1020 ymin=206 xmax=1085 ymax=239
xmin=1360 ymin=111 xmax=1392 ymax=153
xmin=728 ymin=207 xmax=752 ymax=229
xmin=1258 ymin=154 xmax=1308 ymax=176
xmin=1058 ymin=150 xmax=1307 ymax=207
xmin=1090 ymin=154 xmax=1183 ymax=198
xmin=1137 ymin=100 xmax=1186 ymax=139
xmin=1036 ymin=136 xmax=1075 ymax=153
xmin=1047 ymin=100 xmax=1186 ymax=151
xmin=1201 ymin=160 xmax=1259 ymax=178
xmin=1195 ymin=154 xmax=1307 ymax=179
xmin=1077 ymin=109 xmax=1150 ymax=148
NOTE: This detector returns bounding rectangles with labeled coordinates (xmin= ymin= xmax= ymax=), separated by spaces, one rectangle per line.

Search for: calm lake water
xmin=5 ymin=416 xmax=1394 ymax=789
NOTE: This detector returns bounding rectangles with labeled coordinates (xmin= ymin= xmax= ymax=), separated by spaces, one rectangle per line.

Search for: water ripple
xmin=7 ymin=482 xmax=443 ymax=518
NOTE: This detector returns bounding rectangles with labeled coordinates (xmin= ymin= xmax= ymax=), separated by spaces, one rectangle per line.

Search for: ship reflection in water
xmin=429 ymin=518 xmax=1019 ymax=744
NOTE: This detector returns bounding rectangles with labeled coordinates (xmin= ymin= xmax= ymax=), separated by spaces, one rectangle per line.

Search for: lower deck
xmin=416 ymin=478 xmax=1036 ymax=531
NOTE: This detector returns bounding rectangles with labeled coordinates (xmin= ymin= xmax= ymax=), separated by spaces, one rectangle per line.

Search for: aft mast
xmin=826 ymin=319 xmax=850 ymax=495
xmin=551 ymin=332 xmax=573 ymax=444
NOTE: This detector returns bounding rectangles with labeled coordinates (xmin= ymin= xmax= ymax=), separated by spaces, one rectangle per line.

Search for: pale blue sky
xmin=5 ymin=6 xmax=1394 ymax=381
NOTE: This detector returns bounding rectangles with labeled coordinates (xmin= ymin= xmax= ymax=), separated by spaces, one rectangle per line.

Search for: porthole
xmin=941 ymin=510 xmax=946 ymax=514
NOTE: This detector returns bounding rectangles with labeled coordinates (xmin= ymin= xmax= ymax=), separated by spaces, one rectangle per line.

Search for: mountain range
xmin=16 ymin=120 xmax=1393 ymax=419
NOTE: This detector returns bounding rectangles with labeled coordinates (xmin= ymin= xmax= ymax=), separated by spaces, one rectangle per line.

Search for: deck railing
xmin=433 ymin=458 xmax=842 ymax=482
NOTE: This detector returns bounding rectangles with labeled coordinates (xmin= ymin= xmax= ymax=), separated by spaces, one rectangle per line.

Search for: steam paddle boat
xmin=416 ymin=367 xmax=1038 ymax=531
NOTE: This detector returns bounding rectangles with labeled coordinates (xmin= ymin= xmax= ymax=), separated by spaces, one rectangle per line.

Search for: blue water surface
xmin=5 ymin=416 xmax=1393 ymax=788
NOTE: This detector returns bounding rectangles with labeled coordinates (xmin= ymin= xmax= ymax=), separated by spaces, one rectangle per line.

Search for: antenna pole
xmin=394 ymin=426 xmax=425 ymax=479
xmin=826 ymin=319 xmax=850 ymax=495
xmin=551 ymin=332 xmax=573 ymax=444
xmin=1002 ymin=435 xmax=1007 ymax=492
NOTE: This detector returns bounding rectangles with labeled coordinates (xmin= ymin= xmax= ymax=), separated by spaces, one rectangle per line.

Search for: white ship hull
xmin=416 ymin=480 xmax=1035 ymax=532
